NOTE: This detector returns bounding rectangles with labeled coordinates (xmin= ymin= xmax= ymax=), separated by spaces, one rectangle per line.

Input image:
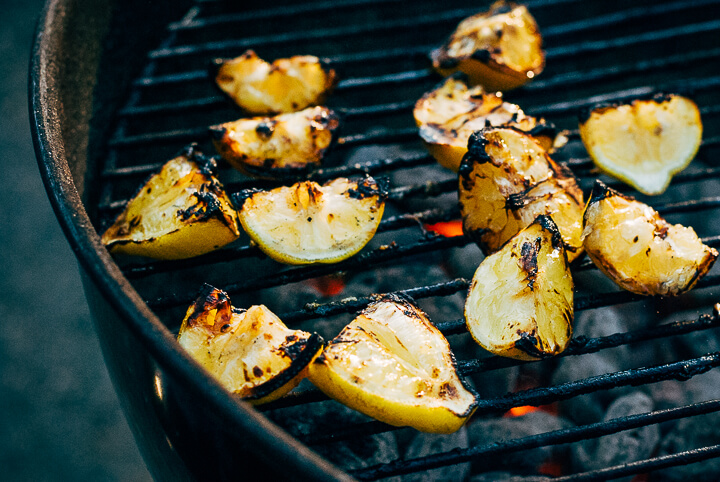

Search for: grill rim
xmin=28 ymin=0 xmax=353 ymax=480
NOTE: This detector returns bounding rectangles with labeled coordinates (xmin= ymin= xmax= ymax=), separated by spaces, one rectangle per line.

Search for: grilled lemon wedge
xmin=465 ymin=216 xmax=573 ymax=360
xmin=236 ymin=177 xmax=387 ymax=265
xmin=213 ymin=50 xmax=337 ymax=114
xmin=459 ymin=127 xmax=585 ymax=262
xmin=178 ymin=284 xmax=323 ymax=405
xmin=431 ymin=1 xmax=544 ymax=92
xmin=101 ymin=146 xmax=240 ymax=260
xmin=582 ymin=180 xmax=717 ymax=296
xmin=210 ymin=106 xmax=340 ymax=179
xmin=308 ymin=294 xmax=478 ymax=433
xmin=579 ymin=94 xmax=702 ymax=195
xmin=414 ymin=74 xmax=557 ymax=171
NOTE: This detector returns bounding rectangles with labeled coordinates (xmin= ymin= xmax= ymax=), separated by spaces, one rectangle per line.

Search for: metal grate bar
xmin=106 ymin=75 xmax=720 ymax=151
xmin=128 ymin=224 xmax=468 ymax=285
xmin=174 ymin=0 xmax=598 ymax=33
xmin=544 ymin=19 xmax=720 ymax=62
xmin=271 ymin=273 xmax=720 ymax=326
xmin=167 ymin=0 xmax=404 ymax=31
xmin=552 ymin=444 xmax=720 ymax=481
xmin=120 ymin=193 xmax=720 ymax=282
xmin=350 ymin=399 xmax=720 ymax=480
xmin=131 ymin=0 xmax=718 ymax=90
xmin=131 ymin=44 xmax=436 ymax=89
xmin=149 ymin=0 xmax=587 ymax=60
xmin=147 ymin=8 xmax=484 ymax=60
xmin=302 ymin=352 xmax=720 ymax=446
xmin=261 ymin=310 xmax=720 ymax=411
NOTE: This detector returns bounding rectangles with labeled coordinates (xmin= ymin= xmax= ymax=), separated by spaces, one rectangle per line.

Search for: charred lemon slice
xmin=101 ymin=146 xmax=240 ymax=260
xmin=582 ymin=180 xmax=717 ymax=296
xmin=210 ymin=106 xmax=340 ymax=179
xmin=178 ymin=284 xmax=323 ymax=405
xmin=213 ymin=50 xmax=337 ymax=114
xmin=579 ymin=94 xmax=702 ymax=195
xmin=308 ymin=293 xmax=478 ymax=433
xmin=459 ymin=126 xmax=585 ymax=262
xmin=236 ymin=177 xmax=387 ymax=265
xmin=465 ymin=216 xmax=573 ymax=361
xmin=414 ymin=74 xmax=557 ymax=171
xmin=431 ymin=1 xmax=544 ymax=92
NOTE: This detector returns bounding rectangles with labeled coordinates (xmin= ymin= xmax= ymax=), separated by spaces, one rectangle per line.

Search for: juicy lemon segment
xmin=101 ymin=146 xmax=240 ymax=260
xmin=465 ymin=216 xmax=574 ymax=361
xmin=308 ymin=294 xmax=478 ymax=433
xmin=178 ymin=284 xmax=323 ymax=405
xmin=214 ymin=50 xmax=337 ymax=114
xmin=458 ymin=127 xmax=585 ymax=262
xmin=431 ymin=1 xmax=544 ymax=92
xmin=413 ymin=74 xmax=557 ymax=171
xmin=211 ymin=106 xmax=340 ymax=179
xmin=237 ymin=177 xmax=387 ymax=265
xmin=579 ymin=94 xmax=703 ymax=195
xmin=582 ymin=180 xmax=718 ymax=296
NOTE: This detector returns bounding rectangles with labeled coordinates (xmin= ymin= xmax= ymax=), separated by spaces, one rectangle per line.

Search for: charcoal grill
xmin=30 ymin=0 xmax=720 ymax=479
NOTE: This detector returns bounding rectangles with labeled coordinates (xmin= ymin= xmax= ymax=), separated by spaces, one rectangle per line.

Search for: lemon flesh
xmin=465 ymin=216 xmax=574 ymax=361
xmin=101 ymin=147 xmax=240 ymax=260
xmin=582 ymin=181 xmax=717 ymax=296
xmin=214 ymin=50 xmax=337 ymax=114
xmin=238 ymin=177 xmax=386 ymax=265
xmin=431 ymin=1 xmax=544 ymax=92
xmin=308 ymin=294 xmax=478 ymax=433
xmin=579 ymin=94 xmax=702 ymax=195
xmin=414 ymin=74 xmax=555 ymax=171
xmin=178 ymin=284 xmax=323 ymax=405
xmin=459 ymin=127 xmax=585 ymax=261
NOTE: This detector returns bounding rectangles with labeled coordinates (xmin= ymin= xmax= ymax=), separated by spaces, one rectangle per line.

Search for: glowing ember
xmin=307 ymin=274 xmax=346 ymax=297
xmin=505 ymin=405 xmax=541 ymax=417
xmin=538 ymin=460 xmax=563 ymax=477
xmin=424 ymin=221 xmax=464 ymax=237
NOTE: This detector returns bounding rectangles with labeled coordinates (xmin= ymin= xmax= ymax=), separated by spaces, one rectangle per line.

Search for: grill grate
xmin=93 ymin=0 xmax=720 ymax=479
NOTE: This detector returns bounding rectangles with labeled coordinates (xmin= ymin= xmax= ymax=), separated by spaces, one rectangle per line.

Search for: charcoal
xmin=470 ymin=472 xmax=550 ymax=481
xmin=266 ymin=400 xmax=400 ymax=479
xmin=572 ymin=392 xmax=659 ymax=479
xmin=654 ymin=412 xmax=720 ymax=482
xmin=466 ymin=411 xmax=572 ymax=472
xmin=552 ymin=308 xmax=634 ymax=425
xmin=400 ymin=428 xmax=470 ymax=482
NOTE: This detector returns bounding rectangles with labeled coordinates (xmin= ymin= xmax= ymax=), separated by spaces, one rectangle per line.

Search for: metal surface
xmin=32 ymin=0 xmax=720 ymax=479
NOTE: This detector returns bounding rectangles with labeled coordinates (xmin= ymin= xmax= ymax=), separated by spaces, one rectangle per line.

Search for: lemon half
xmin=308 ymin=294 xmax=478 ymax=433
xmin=579 ymin=94 xmax=702 ymax=195
xmin=237 ymin=177 xmax=387 ymax=265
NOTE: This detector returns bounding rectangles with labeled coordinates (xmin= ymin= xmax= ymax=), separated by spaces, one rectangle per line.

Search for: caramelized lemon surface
xmin=101 ymin=146 xmax=240 ymax=260
xmin=237 ymin=177 xmax=387 ymax=265
xmin=414 ymin=74 xmax=556 ymax=171
xmin=459 ymin=127 xmax=584 ymax=261
xmin=211 ymin=106 xmax=340 ymax=179
xmin=309 ymin=294 xmax=478 ymax=433
xmin=579 ymin=94 xmax=702 ymax=195
xmin=431 ymin=1 xmax=544 ymax=91
xmin=465 ymin=216 xmax=574 ymax=360
xmin=582 ymin=181 xmax=717 ymax=296
xmin=214 ymin=50 xmax=337 ymax=114
xmin=178 ymin=285 xmax=323 ymax=405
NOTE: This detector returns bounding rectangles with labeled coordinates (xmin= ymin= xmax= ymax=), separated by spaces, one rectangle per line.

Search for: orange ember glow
xmin=307 ymin=275 xmax=346 ymax=297
xmin=538 ymin=460 xmax=563 ymax=477
xmin=505 ymin=405 xmax=541 ymax=417
xmin=424 ymin=221 xmax=464 ymax=237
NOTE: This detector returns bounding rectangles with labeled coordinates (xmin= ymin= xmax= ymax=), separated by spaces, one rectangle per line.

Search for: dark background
xmin=1 ymin=1 xmax=152 ymax=479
